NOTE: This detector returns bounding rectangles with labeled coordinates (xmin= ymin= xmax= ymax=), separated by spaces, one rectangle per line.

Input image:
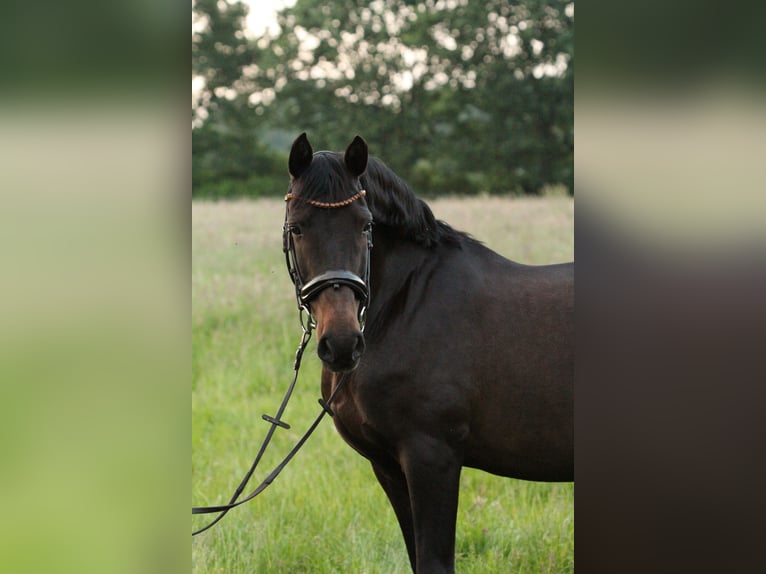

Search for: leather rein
xmin=191 ymin=189 xmax=371 ymax=536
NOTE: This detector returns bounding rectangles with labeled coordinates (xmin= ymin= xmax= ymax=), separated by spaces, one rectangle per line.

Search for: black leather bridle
xmin=282 ymin=188 xmax=373 ymax=331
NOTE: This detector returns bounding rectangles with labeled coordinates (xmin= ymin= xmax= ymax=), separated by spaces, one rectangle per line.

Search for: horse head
xmin=283 ymin=133 xmax=373 ymax=372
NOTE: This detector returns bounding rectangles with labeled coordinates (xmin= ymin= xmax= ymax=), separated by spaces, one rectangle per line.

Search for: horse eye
xmin=362 ymin=221 xmax=373 ymax=234
xmin=288 ymin=225 xmax=302 ymax=238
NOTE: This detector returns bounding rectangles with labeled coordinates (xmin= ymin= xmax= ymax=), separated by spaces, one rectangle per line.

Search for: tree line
xmin=192 ymin=0 xmax=573 ymax=198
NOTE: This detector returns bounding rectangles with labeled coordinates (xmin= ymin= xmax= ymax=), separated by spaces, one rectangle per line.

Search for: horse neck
xmin=366 ymin=226 xmax=436 ymax=336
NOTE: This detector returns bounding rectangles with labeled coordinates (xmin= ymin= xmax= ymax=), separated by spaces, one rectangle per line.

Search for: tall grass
xmin=192 ymin=197 xmax=574 ymax=573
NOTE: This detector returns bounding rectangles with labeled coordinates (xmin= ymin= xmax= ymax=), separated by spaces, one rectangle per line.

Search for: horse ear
xmin=344 ymin=135 xmax=368 ymax=177
xmin=289 ymin=132 xmax=313 ymax=178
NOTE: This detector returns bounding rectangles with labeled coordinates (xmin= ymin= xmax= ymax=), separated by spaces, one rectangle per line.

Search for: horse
xmin=282 ymin=133 xmax=573 ymax=573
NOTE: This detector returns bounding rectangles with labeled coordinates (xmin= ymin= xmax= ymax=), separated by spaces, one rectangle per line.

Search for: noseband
xmin=283 ymin=189 xmax=372 ymax=331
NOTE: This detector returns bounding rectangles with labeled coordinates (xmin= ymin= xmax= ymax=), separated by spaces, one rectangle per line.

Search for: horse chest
xmin=322 ymin=371 xmax=401 ymax=459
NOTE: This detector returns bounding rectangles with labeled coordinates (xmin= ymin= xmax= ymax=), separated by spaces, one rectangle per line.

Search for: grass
xmin=192 ymin=196 xmax=574 ymax=573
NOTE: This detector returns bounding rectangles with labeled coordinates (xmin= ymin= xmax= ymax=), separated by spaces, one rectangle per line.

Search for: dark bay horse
xmin=283 ymin=133 xmax=573 ymax=573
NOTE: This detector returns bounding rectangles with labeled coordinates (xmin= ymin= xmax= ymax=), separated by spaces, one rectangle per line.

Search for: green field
xmin=192 ymin=196 xmax=574 ymax=573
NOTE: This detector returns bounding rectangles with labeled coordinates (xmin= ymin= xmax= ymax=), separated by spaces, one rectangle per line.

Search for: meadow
xmin=192 ymin=196 xmax=574 ymax=573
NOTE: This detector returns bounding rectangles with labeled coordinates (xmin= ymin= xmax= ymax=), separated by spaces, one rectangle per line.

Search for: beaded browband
xmin=284 ymin=189 xmax=366 ymax=209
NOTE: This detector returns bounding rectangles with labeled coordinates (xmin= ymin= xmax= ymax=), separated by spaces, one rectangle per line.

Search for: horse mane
xmin=296 ymin=151 xmax=470 ymax=248
xmin=361 ymin=157 xmax=468 ymax=248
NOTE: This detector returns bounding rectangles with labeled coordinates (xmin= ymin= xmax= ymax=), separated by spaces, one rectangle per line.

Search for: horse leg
xmin=401 ymin=435 xmax=462 ymax=574
xmin=371 ymin=461 xmax=416 ymax=572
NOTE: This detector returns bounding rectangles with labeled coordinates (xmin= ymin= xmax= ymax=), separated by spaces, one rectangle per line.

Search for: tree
xmin=192 ymin=0 xmax=286 ymax=197
xmin=192 ymin=0 xmax=252 ymax=126
xmin=256 ymin=0 xmax=573 ymax=195
xmin=190 ymin=0 xmax=574 ymax=197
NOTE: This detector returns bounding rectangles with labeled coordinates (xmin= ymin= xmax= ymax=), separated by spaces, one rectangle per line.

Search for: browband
xmin=284 ymin=189 xmax=366 ymax=209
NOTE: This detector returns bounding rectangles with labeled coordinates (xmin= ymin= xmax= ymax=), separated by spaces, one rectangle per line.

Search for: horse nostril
xmin=352 ymin=333 xmax=365 ymax=361
xmin=317 ymin=332 xmax=365 ymax=371
xmin=317 ymin=336 xmax=336 ymax=365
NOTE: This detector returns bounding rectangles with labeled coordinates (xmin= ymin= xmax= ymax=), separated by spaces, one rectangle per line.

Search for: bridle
xmin=192 ymin=185 xmax=373 ymax=536
xmin=282 ymin=187 xmax=373 ymax=331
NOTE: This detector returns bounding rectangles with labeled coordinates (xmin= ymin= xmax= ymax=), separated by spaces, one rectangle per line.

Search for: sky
xmin=243 ymin=0 xmax=296 ymax=37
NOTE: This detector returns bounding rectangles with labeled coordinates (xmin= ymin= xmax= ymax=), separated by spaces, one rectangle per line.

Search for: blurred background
xmin=192 ymin=0 xmax=574 ymax=198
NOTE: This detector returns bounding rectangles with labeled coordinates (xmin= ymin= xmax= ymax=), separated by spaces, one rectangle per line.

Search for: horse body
xmin=286 ymin=134 xmax=573 ymax=573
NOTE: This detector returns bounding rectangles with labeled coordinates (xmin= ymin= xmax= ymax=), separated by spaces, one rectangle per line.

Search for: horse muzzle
xmin=307 ymin=279 xmax=367 ymax=372
xmin=317 ymin=328 xmax=366 ymax=372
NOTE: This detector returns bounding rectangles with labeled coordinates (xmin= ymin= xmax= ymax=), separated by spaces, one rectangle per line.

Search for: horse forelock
xmin=290 ymin=152 xmax=359 ymax=205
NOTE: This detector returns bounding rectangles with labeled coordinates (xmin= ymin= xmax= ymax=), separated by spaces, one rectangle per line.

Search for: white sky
xmin=243 ymin=0 xmax=296 ymax=37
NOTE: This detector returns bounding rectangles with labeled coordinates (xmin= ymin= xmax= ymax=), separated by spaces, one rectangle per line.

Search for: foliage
xmin=192 ymin=0 xmax=252 ymax=125
xmin=192 ymin=0 xmax=287 ymax=198
xmin=192 ymin=119 xmax=287 ymax=199
xmin=192 ymin=0 xmax=573 ymax=197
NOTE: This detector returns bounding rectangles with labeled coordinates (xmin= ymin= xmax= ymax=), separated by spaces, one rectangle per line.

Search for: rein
xmin=192 ymin=323 xmax=347 ymax=536
xmin=191 ymin=186 xmax=371 ymax=536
